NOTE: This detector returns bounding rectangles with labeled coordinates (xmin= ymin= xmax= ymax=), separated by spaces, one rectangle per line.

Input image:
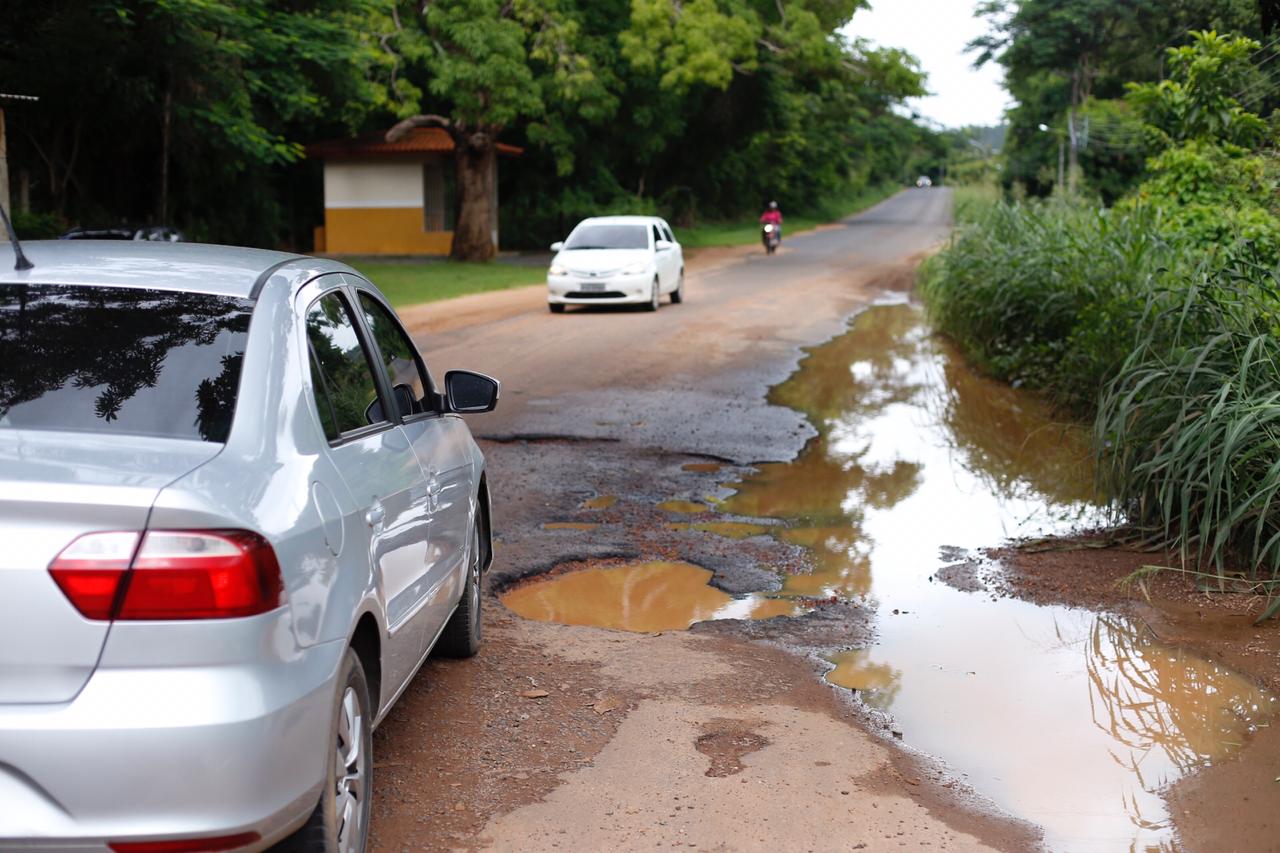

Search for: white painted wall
xmin=323 ymin=161 xmax=423 ymax=209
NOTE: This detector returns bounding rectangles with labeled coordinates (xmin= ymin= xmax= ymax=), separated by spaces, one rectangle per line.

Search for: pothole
xmin=694 ymin=721 xmax=770 ymax=777
xmin=499 ymin=560 xmax=805 ymax=633
xmin=658 ymin=500 xmax=710 ymax=514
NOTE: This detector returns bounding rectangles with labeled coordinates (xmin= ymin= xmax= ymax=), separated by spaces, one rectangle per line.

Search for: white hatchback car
xmin=546 ymin=216 xmax=684 ymax=313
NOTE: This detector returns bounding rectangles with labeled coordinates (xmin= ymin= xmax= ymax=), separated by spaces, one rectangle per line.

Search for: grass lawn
xmin=349 ymin=260 xmax=545 ymax=309
xmin=677 ymin=184 xmax=900 ymax=248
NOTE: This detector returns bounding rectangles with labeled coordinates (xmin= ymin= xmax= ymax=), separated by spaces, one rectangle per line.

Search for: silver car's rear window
xmin=564 ymin=225 xmax=648 ymax=250
xmin=0 ymin=284 xmax=253 ymax=442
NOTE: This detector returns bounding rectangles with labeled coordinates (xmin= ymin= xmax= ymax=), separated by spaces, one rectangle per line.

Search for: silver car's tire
xmin=278 ymin=650 xmax=372 ymax=853
xmin=670 ymin=270 xmax=684 ymax=304
xmin=644 ymin=277 xmax=660 ymax=312
xmin=436 ymin=525 xmax=483 ymax=658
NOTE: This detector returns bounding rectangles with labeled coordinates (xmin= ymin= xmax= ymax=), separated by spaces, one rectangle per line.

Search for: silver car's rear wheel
xmin=278 ymin=650 xmax=372 ymax=853
xmin=334 ymin=685 xmax=368 ymax=853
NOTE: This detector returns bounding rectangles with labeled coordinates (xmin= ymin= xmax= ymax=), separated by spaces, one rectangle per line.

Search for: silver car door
xmin=301 ymin=283 xmax=433 ymax=691
xmin=351 ymin=285 xmax=475 ymax=648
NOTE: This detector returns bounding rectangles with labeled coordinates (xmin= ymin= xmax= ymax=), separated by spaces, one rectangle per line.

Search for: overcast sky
xmin=843 ymin=1 xmax=1011 ymax=128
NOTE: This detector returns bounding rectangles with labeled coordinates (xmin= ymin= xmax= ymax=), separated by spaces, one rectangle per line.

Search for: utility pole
xmin=1067 ymin=109 xmax=1079 ymax=195
xmin=1058 ymin=139 xmax=1066 ymax=194
xmin=0 ymin=94 xmax=40 ymax=220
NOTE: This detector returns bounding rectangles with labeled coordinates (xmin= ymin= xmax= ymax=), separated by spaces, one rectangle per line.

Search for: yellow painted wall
xmin=324 ymin=207 xmax=453 ymax=256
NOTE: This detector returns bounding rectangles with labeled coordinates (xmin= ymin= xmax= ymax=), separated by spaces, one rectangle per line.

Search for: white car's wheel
xmin=670 ymin=270 xmax=684 ymax=304
xmin=644 ymin=277 xmax=660 ymax=312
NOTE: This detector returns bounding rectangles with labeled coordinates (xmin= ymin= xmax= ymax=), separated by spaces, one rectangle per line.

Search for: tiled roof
xmin=307 ymin=127 xmax=523 ymax=159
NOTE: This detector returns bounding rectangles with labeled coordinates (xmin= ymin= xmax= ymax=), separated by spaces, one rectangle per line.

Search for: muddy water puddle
xmin=726 ymin=300 xmax=1277 ymax=850
xmin=500 ymin=561 xmax=801 ymax=632
xmin=506 ymin=299 xmax=1275 ymax=849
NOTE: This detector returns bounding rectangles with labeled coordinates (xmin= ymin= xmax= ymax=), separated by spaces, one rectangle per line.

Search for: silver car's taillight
xmin=49 ymin=530 xmax=283 ymax=621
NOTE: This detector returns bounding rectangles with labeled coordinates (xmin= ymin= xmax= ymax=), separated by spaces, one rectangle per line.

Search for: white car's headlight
xmin=549 ymin=264 xmax=568 ymax=277
xmin=622 ymin=260 xmax=650 ymax=275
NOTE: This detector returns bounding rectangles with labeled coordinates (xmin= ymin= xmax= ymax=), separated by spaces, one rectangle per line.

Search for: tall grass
xmin=1096 ymin=264 xmax=1280 ymax=588
xmin=920 ymin=201 xmax=1168 ymax=412
xmin=923 ymin=197 xmax=1280 ymax=609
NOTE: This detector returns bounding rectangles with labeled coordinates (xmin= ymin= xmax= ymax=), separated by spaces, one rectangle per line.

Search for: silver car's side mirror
xmin=445 ymin=370 xmax=500 ymax=414
xmin=550 ymin=241 xmax=565 ymax=252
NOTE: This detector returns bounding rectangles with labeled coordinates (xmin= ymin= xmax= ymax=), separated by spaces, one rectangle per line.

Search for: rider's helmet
xmin=768 ymin=201 xmax=779 ymax=210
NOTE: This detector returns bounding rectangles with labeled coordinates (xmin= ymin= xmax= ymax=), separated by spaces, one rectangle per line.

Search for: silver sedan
xmin=0 ymin=240 xmax=498 ymax=852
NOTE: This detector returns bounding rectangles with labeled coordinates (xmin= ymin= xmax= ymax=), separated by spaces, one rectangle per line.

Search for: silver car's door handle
xmin=365 ymin=502 xmax=385 ymax=527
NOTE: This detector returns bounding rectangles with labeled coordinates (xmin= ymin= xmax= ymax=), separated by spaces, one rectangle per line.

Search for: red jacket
xmin=759 ymin=209 xmax=783 ymax=225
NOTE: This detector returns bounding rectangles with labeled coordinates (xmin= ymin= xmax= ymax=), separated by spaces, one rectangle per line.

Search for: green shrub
xmin=10 ymin=211 xmax=65 ymax=240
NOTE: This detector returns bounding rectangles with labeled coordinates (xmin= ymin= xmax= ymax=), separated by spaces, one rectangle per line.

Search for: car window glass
xmin=357 ymin=292 xmax=431 ymax=417
xmin=652 ymin=225 xmax=663 ymax=245
xmin=662 ymin=224 xmax=675 ymax=243
xmin=305 ymin=291 xmax=388 ymax=441
xmin=563 ymin=224 xmax=648 ymax=250
xmin=0 ymin=284 xmax=252 ymax=442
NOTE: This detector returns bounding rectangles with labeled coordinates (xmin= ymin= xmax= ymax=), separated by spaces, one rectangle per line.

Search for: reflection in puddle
xmin=658 ymin=500 xmax=710 ymax=514
xmin=726 ymin=300 xmax=1276 ymax=850
xmin=543 ymin=522 xmax=601 ymax=531
xmin=668 ymin=521 xmax=772 ymax=539
xmin=582 ymin=495 xmax=618 ymax=510
xmin=499 ymin=561 xmax=802 ymax=633
xmin=682 ymin=462 xmax=724 ymax=473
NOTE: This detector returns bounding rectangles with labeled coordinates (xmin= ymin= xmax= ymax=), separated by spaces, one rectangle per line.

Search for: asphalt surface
xmin=364 ymin=189 xmax=1038 ymax=852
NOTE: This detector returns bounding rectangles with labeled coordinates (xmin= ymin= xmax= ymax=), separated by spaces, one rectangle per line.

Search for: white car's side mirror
xmin=550 ymin=241 xmax=565 ymax=252
xmin=655 ymin=240 xmax=673 ymax=251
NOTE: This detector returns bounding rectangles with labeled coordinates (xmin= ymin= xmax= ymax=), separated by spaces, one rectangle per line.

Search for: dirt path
xmin=368 ymin=190 xmax=1040 ymax=851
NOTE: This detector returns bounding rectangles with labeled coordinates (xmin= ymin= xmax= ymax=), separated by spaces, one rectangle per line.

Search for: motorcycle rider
xmin=759 ymin=201 xmax=783 ymax=239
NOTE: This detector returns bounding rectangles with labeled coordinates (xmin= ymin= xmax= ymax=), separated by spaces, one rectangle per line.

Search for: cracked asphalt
xmin=366 ymin=189 xmax=1040 ymax=852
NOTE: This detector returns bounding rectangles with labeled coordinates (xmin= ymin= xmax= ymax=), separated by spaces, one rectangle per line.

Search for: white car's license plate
xmin=580 ymin=281 xmax=606 ymax=292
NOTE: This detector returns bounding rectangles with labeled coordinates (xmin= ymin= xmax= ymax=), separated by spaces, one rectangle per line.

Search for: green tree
xmin=1126 ymin=31 xmax=1268 ymax=148
xmin=385 ymin=0 xmax=612 ymax=261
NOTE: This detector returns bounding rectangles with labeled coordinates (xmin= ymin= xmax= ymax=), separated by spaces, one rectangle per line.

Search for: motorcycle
xmin=761 ymin=222 xmax=780 ymax=254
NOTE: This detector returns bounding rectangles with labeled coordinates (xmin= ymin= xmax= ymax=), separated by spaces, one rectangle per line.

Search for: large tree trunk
xmin=451 ymin=134 xmax=497 ymax=262
xmin=386 ymin=115 xmax=500 ymax=262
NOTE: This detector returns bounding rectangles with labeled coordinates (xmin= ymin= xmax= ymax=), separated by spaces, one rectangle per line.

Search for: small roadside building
xmin=307 ymin=128 xmax=521 ymax=256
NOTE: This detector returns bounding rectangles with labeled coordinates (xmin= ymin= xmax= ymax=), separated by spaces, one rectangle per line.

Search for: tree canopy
xmin=2 ymin=0 xmax=943 ymax=251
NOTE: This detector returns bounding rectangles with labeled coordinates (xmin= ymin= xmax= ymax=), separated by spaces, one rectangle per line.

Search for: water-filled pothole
xmin=731 ymin=300 xmax=1276 ymax=849
xmin=500 ymin=561 xmax=802 ymax=632
xmin=667 ymin=521 xmax=773 ymax=539
xmin=657 ymin=500 xmax=710 ymax=514
xmin=508 ymin=299 xmax=1275 ymax=848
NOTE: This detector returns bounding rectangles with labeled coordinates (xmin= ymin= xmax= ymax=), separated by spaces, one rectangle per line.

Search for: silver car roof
xmin=0 ymin=240 xmax=360 ymax=300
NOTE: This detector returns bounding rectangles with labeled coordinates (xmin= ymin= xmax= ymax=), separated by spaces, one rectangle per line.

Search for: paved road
xmin=366 ymin=188 xmax=1038 ymax=852
xmin=423 ymin=187 xmax=953 ymax=461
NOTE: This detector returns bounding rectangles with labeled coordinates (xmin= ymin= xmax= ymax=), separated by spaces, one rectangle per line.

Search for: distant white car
xmin=546 ymin=215 xmax=684 ymax=313
xmin=915 ymin=175 xmax=933 ymax=188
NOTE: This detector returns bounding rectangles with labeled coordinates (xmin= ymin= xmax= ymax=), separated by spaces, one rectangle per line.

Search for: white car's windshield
xmin=565 ymin=225 xmax=648 ymax=250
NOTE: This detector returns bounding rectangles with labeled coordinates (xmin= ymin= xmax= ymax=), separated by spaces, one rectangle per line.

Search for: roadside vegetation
xmin=3 ymin=1 xmax=961 ymax=257
xmin=924 ymin=28 xmax=1280 ymax=614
